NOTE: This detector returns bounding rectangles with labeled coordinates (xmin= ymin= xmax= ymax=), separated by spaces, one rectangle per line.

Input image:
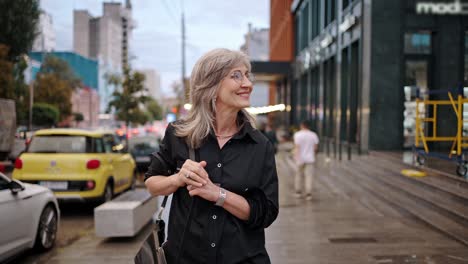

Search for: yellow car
xmin=12 ymin=129 xmax=136 ymax=203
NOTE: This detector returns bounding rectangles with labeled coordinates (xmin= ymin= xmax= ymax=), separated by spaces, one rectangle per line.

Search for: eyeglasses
xmin=230 ymin=70 xmax=255 ymax=84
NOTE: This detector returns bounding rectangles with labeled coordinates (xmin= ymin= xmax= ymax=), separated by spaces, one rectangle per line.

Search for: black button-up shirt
xmin=145 ymin=121 xmax=279 ymax=264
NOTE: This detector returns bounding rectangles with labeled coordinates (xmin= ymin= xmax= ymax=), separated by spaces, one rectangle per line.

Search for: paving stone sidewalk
xmin=266 ymin=149 xmax=468 ymax=264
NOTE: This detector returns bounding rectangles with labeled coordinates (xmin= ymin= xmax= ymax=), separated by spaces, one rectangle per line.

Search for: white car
xmin=0 ymin=172 xmax=60 ymax=262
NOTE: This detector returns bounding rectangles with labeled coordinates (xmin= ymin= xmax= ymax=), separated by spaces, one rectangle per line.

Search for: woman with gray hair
xmin=145 ymin=48 xmax=279 ymax=264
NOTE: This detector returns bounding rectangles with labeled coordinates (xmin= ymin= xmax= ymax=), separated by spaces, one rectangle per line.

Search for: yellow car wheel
xmin=101 ymin=182 xmax=113 ymax=204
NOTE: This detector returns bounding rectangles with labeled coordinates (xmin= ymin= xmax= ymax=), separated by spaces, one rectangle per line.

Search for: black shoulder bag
xmin=135 ymin=147 xmax=196 ymax=264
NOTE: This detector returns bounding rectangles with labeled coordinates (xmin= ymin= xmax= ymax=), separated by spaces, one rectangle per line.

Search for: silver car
xmin=0 ymin=172 xmax=60 ymax=262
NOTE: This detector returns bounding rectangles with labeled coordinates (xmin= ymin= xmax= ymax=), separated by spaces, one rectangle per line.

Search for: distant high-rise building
xmin=241 ymin=23 xmax=269 ymax=61
xmin=240 ymin=24 xmax=270 ymax=108
xmin=73 ymin=1 xmax=133 ymax=70
xmin=140 ymin=69 xmax=161 ymax=100
xmin=73 ymin=1 xmax=134 ymax=113
xmin=32 ymin=11 xmax=56 ymax=52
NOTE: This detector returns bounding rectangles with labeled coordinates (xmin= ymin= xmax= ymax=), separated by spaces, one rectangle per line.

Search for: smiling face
xmin=216 ymin=65 xmax=253 ymax=112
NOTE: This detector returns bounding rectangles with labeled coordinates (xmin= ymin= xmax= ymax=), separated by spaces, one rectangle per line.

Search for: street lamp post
xmin=28 ymin=80 xmax=33 ymax=132
xmin=27 ymin=53 xmax=34 ymax=132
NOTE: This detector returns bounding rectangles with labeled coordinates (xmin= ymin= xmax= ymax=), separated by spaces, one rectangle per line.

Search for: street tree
xmin=0 ymin=44 xmax=14 ymax=99
xmin=73 ymin=112 xmax=84 ymax=127
xmin=14 ymin=56 xmax=30 ymax=125
xmin=146 ymin=98 xmax=163 ymax=121
xmin=171 ymin=81 xmax=185 ymax=117
xmin=0 ymin=0 xmax=40 ymax=62
xmin=38 ymin=55 xmax=82 ymax=89
xmin=34 ymin=74 xmax=72 ymax=120
xmin=34 ymin=55 xmax=81 ymax=122
xmin=32 ymin=103 xmax=59 ymax=127
xmin=0 ymin=0 xmax=40 ymax=125
xmin=107 ymin=68 xmax=151 ymax=144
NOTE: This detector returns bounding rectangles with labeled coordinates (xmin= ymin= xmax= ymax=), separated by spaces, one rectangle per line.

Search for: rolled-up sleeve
xmin=144 ymin=124 xmax=176 ymax=181
xmin=244 ymin=141 xmax=279 ymax=229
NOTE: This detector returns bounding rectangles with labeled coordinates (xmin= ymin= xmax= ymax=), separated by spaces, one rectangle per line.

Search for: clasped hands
xmin=175 ymin=159 xmax=219 ymax=203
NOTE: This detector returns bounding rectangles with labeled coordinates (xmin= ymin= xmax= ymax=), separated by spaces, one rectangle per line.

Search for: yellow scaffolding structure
xmin=415 ymin=92 xmax=468 ymax=158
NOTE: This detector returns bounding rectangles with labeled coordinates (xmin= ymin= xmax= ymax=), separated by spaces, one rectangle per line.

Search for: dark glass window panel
xmin=404 ymin=32 xmax=431 ymax=54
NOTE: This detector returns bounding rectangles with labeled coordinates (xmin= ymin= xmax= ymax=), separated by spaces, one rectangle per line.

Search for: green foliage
xmin=39 ymin=55 xmax=82 ymax=89
xmin=0 ymin=0 xmax=40 ymax=62
xmin=34 ymin=55 xmax=80 ymax=121
xmin=107 ymin=68 xmax=151 ymax=128
xmin=73 ymin=112 xmax=84 ymax=122
xmin=73 ymin=112 xmax=84 ymax=127
xmin=13 ymin=56 xmax=30 ymax=125
xmin=32 ymin=103 xmax=59 ymax=127
xmin=146 ymin=98 xmax=163 ymax=120
xmin=0 ymin=45 xmax=32 ymax=125
xmin=0 ymin=44 xmax=14 ymax=99
xmin=34 ymin=74 xmax=72 ymax=119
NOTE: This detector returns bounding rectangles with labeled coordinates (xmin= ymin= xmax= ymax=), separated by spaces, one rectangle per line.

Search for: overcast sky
xmin=40 ymin=0 xmax=270 ymax=97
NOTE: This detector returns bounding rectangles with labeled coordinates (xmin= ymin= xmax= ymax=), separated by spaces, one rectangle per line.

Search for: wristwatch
xmin=215 ymin=187 xmax=227 ymax=207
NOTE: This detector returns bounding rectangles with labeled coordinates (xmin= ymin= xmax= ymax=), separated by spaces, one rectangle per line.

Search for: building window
xmin=295 ymin=16 xmax=300 ymax=55
xmin=295 ymin=1 xmax=310 ymax=52
xmin=463 ymin=31 xmax=468 ymax=136
xmin=343 ymin=0 xmax=350 ymax=10
xmin=310 ymin=68 xmax=319 ymax=131
xmin=464 ymin=31 xmax=468 ymax=87
xmin=404 ymin=32 xmax=431 ymax=54
xmin=311 ymin=0 xmax=319 ymax=39
xmin=323 ymin=57 xmax=336 ymax=138
xmin=324 ymin=0 xmax=337 ymax=27
xmin=300 ymin=73 xmax=308 ymax=121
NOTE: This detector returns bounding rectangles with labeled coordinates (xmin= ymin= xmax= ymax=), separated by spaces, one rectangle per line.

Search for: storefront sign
xmin=303 ymin=51 xmax=311 ymax=70
xmin=320 ymin=34 xmax=334 ymax=48
xmin=416 ymin=0 xmax=468 ymax=15
xmin=339 ymin=15 xmax=357 ymax=33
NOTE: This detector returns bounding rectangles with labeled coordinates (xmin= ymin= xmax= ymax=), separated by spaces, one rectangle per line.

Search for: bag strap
xmin=175 ymin=146 xmax=196 ymax=264
xmin=157 ymin=147 xmax=195 ymax=220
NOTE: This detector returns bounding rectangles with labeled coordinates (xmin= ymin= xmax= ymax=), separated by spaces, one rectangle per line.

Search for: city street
xmin=5 ymin=146 xmax=468 ymax=263
xmin=3 ymin=0 xmax=468 ymax=263
xmin=11 ymin=202 xmax=96 ymax=263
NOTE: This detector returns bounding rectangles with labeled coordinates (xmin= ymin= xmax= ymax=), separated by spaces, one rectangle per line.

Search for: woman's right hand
xmin=174 ymin=160 xmax=209 ymax=188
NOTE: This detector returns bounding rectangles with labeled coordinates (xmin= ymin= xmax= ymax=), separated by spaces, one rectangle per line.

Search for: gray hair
xmin=173 ymin=48 xmax=256 ymax=149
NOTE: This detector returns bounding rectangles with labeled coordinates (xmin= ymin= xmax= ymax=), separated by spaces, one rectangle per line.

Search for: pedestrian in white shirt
xmin=293 ymin=121 xmax=319 ymax=200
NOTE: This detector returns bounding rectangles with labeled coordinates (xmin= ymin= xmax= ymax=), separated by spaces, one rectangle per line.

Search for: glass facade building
xmin=276 ymin=0 xmax=468 ymax=152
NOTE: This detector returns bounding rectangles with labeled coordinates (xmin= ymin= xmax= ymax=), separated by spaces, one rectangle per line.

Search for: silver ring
xmin=185 ymin=172 xmax=191 ymax=179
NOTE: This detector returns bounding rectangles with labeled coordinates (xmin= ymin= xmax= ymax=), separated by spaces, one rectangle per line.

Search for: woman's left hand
xmin=186 ymin=177 xmax=219 ymax=203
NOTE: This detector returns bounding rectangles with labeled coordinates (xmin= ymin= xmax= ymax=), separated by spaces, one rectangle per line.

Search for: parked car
xmin=0 ymin=172 xmax=60 ymax=262
xmin=128 ymin=135 xmax=160 ymax=172
xmin=12 ymin=129 xmax=137 ymax=203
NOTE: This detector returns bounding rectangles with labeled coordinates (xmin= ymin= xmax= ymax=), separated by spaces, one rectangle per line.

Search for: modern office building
xmin=241 ymin=24 xmax=271 ymax=108
xmin=73 ymin=1 xmax=134 ymax=113
xmin=241 ymin=23 xmax=270 ymax=61
xmin=71 ymin=87 xmax=100 ymax=128
xmin=73 ymin=1 xmax=133 ymax=70
xmin=140 ymin=69 xmax=162 ymax=100
xmin=266 ymin=0 xmax=468 ymax=152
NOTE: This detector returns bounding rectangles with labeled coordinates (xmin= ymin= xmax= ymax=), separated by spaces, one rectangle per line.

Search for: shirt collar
xmin=209 ymin=112 xmax=260 ymax=144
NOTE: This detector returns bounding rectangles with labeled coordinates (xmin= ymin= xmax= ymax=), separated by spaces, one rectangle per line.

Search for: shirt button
xmin=217 ymin=163 xmax=222 ymax=168
xmin=211 ymin=243 xmax=216 ymax=248
xmin=212 ymin=215 xmax=217 ymax=220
